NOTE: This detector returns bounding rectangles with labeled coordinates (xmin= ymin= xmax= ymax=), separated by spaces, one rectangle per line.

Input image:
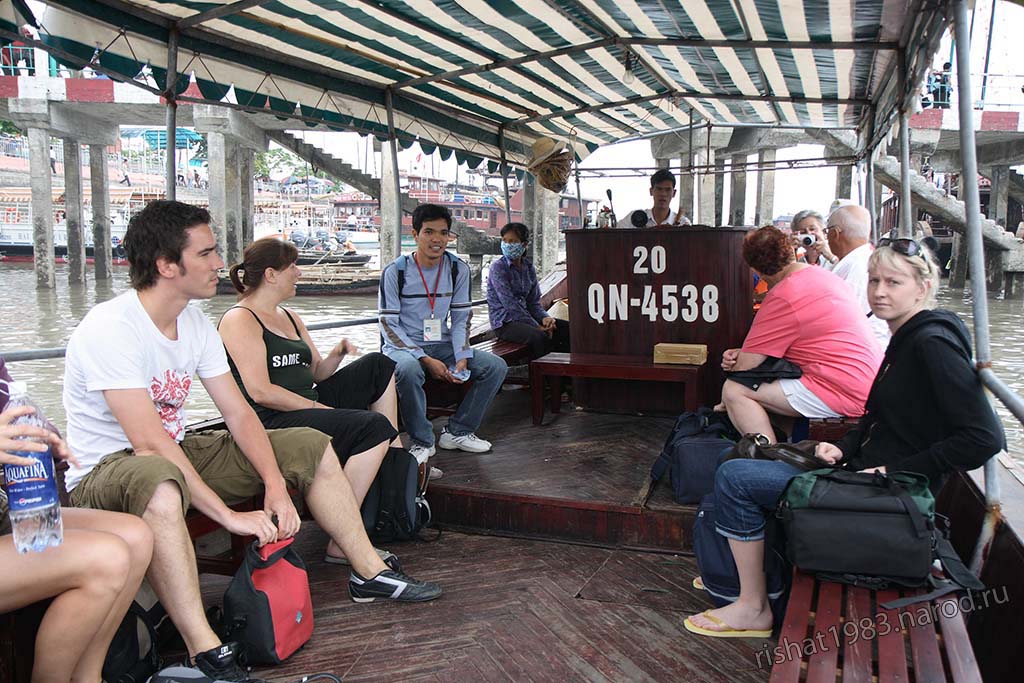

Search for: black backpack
xmin=102 ymin=601 xmax=162 ymax=683
xmin=650 ymin=408 xmax=740 ymax=504
xmin=360 ymin=447 xmax=432 ymax=543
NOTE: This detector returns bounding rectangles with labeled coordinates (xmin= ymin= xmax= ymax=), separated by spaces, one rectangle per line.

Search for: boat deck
xmin=193 ymin=387 xmax=774 ymax=681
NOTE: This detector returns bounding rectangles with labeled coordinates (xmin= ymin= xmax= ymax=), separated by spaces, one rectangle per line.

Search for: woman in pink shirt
xmin=718 ymin=226 xmax=881 ymax=441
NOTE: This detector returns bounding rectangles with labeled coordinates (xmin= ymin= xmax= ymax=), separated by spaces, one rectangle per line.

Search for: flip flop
xmin=683 ymin=611 xmax=772 ymax=639
xmin=692 ymin=576 xmax=705 ymax=591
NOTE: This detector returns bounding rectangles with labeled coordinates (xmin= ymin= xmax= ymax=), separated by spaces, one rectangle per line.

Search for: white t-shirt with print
xmin=62 ymin=290 xmax=230 ymax=490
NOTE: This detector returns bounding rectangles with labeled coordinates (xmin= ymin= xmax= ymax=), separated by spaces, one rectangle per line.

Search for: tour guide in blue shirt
xmin=379 ymin=204 xmax=508 ymax=464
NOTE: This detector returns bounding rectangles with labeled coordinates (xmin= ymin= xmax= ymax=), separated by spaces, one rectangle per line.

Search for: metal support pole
xmin=384 ymin=89 xmax=403 ymax=258
xmin=866 ymin=148 xmax=877 ymax=242
xmin=575 ymin=163 xmax=584 ymax=229
xmin=165 ymin=28 xmax=179 ymax=201
xmin=898 ymin=113 xmax=913 ymax=237
xmin=952 ymin=0 xmax=1002 ymax=574
xmin=498 ymin=125 xmax=512 ymax=224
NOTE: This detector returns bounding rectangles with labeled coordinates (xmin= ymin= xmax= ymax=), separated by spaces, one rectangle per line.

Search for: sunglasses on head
xmin=878 ymin=237 xmax=931 ymax=271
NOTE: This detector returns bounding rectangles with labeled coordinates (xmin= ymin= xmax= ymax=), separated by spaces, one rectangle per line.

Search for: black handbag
xmin=725 ymin=433 xmax=831 ymax=471
xmin=777 ymin=469 xmax=984 ymax=607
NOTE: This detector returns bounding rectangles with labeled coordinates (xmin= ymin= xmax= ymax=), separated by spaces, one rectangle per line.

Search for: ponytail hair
xmin=229 ymin=237 xmax=299 ymax=298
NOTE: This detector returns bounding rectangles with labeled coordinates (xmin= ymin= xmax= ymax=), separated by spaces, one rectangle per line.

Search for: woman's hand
xmin=721 ymin=348 xmax=740 ymax=371
xmin=0 ymin=405 xmax=76 ymax=467
xmin=815 ymin=442 xmax=844 ymax=465
xmin=328 ymin=338 xmax=359 ymax=359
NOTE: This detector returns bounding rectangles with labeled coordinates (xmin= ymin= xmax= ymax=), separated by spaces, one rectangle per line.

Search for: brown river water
xmin=1 ymin=261 xmax=1022 ymax=464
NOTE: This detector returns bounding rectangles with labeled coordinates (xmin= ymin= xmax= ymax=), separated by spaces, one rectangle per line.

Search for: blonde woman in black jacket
xmin=686 ymin=238 xmax=1003 ymax=639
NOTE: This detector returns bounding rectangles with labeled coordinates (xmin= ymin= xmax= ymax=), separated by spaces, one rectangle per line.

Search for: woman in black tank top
xmin=220 ymin=238 xmax=415 ymax=565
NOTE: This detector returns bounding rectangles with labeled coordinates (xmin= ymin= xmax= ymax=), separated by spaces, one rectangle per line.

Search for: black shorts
xmin=315 ymin=352 xmax=395 ymax=410
xmin=255 ymin=353 xmax=398 ymax=463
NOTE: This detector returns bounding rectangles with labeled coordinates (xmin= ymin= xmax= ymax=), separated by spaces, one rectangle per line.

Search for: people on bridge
xmin=219 ymin=237 xmax=422 ymax=563
xmin=486 ymin=222 xmax=569 ymax=359
xmin=686 ymin=238 xmax=1003 ymax=639
xmin=379 ymin=203 xmax=507 ymax=464
xmin=826 ymin=204 xmax=891 ymax=350
xmin=0 ymin=358 xmax=153 ymax=683
xmin=622 ymin=168 xmax=691 ymax=228
xmin=62 ymin=200 xmax=441 ymax=682
xmin=717 ymin=226 xmax=881 ymax=441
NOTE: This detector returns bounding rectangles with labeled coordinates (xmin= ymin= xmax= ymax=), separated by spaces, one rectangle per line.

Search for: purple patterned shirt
xmin=486 ymin=256 xmax=548 ymax=329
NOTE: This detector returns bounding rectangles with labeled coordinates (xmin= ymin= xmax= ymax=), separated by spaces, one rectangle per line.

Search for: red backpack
xmin=223 ymin=538 xmax=313 ymax=664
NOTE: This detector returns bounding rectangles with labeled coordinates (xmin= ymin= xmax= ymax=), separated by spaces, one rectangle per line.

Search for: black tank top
xmin=224 ymin=307 xmax=318 ymax=407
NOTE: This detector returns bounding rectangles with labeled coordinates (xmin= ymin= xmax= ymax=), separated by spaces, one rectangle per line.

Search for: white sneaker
xmin=429 ymin=466 xmax=444 ymax=480
xmin=409 ymin=444 xmax=435 ymax=465
xmin=438 ymin=428 xmax=492 ymax=453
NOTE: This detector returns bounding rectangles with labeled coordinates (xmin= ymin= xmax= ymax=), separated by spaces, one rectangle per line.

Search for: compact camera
xmin=797 ymin=234 xmax=817 ymax=247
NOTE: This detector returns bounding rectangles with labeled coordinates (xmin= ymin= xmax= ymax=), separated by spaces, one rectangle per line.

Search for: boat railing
xmin=0 ymin=300 xmax=489 ymax=364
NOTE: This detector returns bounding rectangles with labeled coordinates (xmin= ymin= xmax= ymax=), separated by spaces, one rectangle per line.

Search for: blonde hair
xmin=868 ymin=244 xmax=940 ymax=307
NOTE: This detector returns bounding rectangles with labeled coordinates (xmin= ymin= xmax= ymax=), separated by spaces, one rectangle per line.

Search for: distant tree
xmin=0 ymin=119 xmax=22 ymax=135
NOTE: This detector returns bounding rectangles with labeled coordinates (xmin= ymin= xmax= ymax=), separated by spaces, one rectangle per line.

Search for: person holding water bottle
xmin=0 ymin=358 xmax=153 ymax=682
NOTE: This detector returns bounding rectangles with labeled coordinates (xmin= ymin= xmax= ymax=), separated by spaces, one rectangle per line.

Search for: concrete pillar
xmin=984 ymin=248 xmax=1006 ymax=299
xmin=990 ymin=165 xmax=1009 ymax=228
xmin=62 ymin=138 xmax=85 ymax=284
xmin=871 ymin=180 xmax=884 ymax=229
xmin=697 ymin=149 xmax=716 ymax=225
xmin=207 ymin=132 xmax=243 ymax=264
xmin=378 ymin=137 xmax=401 ymax=264
xmin=655 ymin=157 xmax=669 ymax=170
xmin=28 ymin=127 xmax=55 ymax=288
xmin=713 ymin=156 xmax=725 ymax=226
xmin=523 ymin=173 xmax=559 ymax=278
xmin=754 ymin=148 xmax=776 ymax=226
xmin=678 ymin=155 xmax=694 ymax=223
xmin=729 ymin=155 xmax=747 ymax=226
xmin=835 ymin=164 xmax=854 ymax=201
xmin=239 ymin=149 xmax=255 ymax=245
xmin=89 ymin=144 xmax=112 ymax=280
xmin=949 ymin=233 xmax=969 ymax=289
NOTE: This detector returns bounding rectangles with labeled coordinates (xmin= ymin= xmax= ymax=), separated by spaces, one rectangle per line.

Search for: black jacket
xmin=839 ymin=309 xmax=1004 ymax=491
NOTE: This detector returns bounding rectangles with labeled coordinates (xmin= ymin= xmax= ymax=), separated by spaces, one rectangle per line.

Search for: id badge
xmin=423 ymin=317 xmax=442 ymax=341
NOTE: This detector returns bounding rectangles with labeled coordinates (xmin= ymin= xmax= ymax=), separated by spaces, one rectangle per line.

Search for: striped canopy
xmin=5 ymin=1 xmax=949 ymax=168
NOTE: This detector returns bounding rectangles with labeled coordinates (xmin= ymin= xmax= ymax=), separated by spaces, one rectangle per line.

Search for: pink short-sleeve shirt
xmin=741 ymin=266 xmax=882 ymax=416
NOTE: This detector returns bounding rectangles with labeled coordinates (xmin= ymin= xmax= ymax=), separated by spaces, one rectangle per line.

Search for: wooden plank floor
xmin=426 ymin=387 xmax=693 ymax=550
xmin=199 ymin=527 xmax=773 ymax=682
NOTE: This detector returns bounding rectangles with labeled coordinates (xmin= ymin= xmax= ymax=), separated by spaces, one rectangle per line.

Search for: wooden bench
xmin=770 ymin=570 xmax=981 ymax=682
xmin=529 ymin=352 xmax=704 ymax=426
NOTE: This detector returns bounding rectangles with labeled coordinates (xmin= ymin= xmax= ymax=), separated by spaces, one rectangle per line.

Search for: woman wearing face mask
xmin=486 ymin=222 xmax=570 ymax=358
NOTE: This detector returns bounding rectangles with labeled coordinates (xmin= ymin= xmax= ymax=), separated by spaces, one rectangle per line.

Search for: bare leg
xmin=326 ymin=440 xmax=389 ymax=560
xmin=721 ymin=380 xmax=801 ymax=444
xmin=0 ymin=529 xmax=131 ymax=683
xmin=65 ymin=509 xmax=154 ymax=682
xmin=688 ymin=539 xmax=774 ymax=632
xmin=306 ymin=444 xmax=388 ymax=578
xmin=142 ymin=481 xmax=221 ymax=657
xmin=370 ymin=373 xmax=402 ymax=447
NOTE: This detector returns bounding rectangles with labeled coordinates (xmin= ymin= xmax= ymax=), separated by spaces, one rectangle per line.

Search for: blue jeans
xmin=386 ymin=344 xmax=508 ymax=447
xmin=714 ymin=459 xmax=802 ymax=542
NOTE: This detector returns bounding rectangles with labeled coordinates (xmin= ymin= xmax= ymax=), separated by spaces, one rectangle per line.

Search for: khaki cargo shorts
xmin=69 ymin=428 xmax=330 ymax=517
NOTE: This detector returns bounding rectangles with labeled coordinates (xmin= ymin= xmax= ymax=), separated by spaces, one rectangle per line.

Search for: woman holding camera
xmin=790 ymin=209 xmax=837 ymax=267
xmin=686 ymin=238 xmax=1003 ymax=639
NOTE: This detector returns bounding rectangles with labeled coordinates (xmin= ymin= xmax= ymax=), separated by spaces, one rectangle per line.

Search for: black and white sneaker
xmin=150 ymin=642 xmax=266 ymax=683
xmin=349 ymin=569 xmax=442 ymax=603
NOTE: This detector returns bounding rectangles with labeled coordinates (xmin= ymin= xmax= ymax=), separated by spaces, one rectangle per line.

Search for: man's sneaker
xmin=409 ymin=443 xmax=435 ymax=464
xmin=438 ymin=427 xmax=491 ymax=453
xmin=151 ymin=642 xmax=265 ymax=682
xmin=325 ymin=547 xmax=401 ymax=571
xmin=349 ymin=569 xmax=443 ymax=603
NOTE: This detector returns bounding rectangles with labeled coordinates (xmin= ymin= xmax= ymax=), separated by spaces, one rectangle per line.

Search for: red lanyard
xmin=412 ymin=254 xmax=444 ymax=318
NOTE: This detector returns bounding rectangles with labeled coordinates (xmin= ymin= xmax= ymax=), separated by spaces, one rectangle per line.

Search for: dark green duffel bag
xmin=777 ymin=469 xmax=982 ymax=606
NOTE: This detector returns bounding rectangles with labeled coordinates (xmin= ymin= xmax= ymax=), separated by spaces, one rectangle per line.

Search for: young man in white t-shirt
xmin=63 ymin=201 xmax=441 ymax=682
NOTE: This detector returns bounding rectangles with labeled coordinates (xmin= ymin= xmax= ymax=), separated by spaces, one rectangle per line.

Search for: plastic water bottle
xmin=2 ymin=382 xmax=63 ymax=553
